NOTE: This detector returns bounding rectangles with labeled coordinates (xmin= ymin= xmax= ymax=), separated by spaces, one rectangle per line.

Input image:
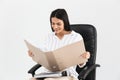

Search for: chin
xmin=54 ymin=30 xmax=62 ymax=34
xmin=54 ymin=31 xmax=59 ymax=34
xmin=55 ymin=32 xmax=59 ymax=34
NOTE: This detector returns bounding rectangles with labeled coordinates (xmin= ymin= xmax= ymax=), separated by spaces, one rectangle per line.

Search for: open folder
xmin=24 ymin=40 xmax=87 ymax=72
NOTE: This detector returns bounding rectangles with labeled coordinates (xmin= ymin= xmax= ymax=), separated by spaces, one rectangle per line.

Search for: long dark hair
xmin=50 ymin=8 xmax=71 ymax=32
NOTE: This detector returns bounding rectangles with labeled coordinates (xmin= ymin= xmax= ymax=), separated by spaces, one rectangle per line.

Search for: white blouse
xmin=38 ymin=30 xmax=83 ymax=79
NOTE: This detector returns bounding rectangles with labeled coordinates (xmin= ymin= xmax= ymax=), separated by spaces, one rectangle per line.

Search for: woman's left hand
xmin=79 ymin=51 xmax=90 ymax=66
xmin=81 ymin=51 xmax=90 ymax=59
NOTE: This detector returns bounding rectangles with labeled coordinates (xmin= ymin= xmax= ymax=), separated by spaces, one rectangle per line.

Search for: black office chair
xmin=28 ymin=24 xmax=100 ymax=80
xmin=70 ymin=24 xmax=100 ymax=80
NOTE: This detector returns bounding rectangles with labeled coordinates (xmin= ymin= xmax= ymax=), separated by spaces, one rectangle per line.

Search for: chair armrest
xmin=78 ymin=64 xmax=100 ymax=80
xmin=28 ymin=64 xmax=41 ymax=77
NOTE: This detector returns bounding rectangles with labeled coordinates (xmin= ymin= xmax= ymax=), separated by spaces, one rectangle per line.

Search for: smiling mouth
xmin=54 ymin=29 xmax=59 ymax=31
xmin=54 ymin=30 xmax=58 ymax=32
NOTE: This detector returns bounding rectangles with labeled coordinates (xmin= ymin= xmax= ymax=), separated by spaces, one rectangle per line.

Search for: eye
xmin=57 ymin=23 xmax=61 ymax=26
xmin=52 ymin=22 xmax=55 ymax=25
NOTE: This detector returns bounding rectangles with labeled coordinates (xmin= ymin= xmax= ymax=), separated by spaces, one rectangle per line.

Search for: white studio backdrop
xmin=0 ymin=0 xmax=120 ymax=80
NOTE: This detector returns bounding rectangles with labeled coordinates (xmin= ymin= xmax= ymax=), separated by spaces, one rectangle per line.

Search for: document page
xmin=52 ymin=40 xmax=87 ymax=71
xmin=24 ymin=40 xmax=50 ymax=70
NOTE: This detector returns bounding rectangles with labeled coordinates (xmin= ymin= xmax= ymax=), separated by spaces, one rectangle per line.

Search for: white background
xmin=0 ymin=0 xmax=120 ymax=80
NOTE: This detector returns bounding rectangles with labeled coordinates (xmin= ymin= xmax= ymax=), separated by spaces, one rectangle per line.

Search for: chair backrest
xmin=70 ymin=24 xmax=97 ymax=80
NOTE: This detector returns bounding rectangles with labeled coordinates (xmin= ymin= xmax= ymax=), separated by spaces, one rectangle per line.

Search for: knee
xmin=29 ymin=77 xmax=36 ymax=80
xmin=44 ymin=78 xmax=54 ymax=80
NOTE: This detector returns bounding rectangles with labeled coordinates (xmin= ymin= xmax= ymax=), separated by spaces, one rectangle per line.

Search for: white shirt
xmin=38 ymin=30 xmax=83 ymax=79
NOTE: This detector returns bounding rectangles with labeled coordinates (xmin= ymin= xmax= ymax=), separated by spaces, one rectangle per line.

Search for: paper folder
xmin=24 ymin=40 xmax=87 ymax=72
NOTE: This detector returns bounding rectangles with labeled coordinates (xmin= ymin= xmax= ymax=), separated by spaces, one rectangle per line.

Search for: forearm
xmin=78 ymin=62 xmax=87 ymax=68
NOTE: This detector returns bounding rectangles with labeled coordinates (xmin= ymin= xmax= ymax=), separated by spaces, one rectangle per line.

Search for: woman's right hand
xmin=28 ymin=50 xmax=34 ymax=57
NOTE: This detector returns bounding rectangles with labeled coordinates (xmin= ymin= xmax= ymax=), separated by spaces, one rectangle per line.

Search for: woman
xmin=28 ymin=8 xmax=90 ymax=80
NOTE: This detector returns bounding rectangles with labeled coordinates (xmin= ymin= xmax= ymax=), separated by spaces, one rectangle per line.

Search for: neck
xmin=55 ymin=31 xmax=71 ymax=39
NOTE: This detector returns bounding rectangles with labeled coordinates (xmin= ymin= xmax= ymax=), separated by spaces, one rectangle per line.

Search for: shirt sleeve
xmin=78 ymin=62 xmax=86 ymax=68
xmin=74 ymin=32 xmax=87 ymax=68
xmin=75 ymin=34 xmax=83 ymax=42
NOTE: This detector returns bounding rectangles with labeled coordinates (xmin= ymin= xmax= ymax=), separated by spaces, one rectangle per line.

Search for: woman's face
xmin=51 ymin=17 xmax=65 ymax=34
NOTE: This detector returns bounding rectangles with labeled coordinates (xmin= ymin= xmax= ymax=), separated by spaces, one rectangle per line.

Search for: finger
xmin=28 ymin=50 xmax=34 ymax=57
xmin=80 ymin=53 xmax=86 ymax=58
xmin=86 ymin=52 xmax=90 ymax=59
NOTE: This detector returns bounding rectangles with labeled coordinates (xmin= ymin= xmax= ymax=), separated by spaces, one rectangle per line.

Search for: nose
xmin=52 ymin=24 xmax=58 ymax=29
xmin=55 ymin=26 xmax=58 ymax=29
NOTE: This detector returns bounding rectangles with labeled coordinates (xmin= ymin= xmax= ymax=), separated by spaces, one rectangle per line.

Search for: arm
xmin=78 ymin=51 xmax=90 ymax=68
xmin=78 ymin=62 xmax=87 ymax=68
